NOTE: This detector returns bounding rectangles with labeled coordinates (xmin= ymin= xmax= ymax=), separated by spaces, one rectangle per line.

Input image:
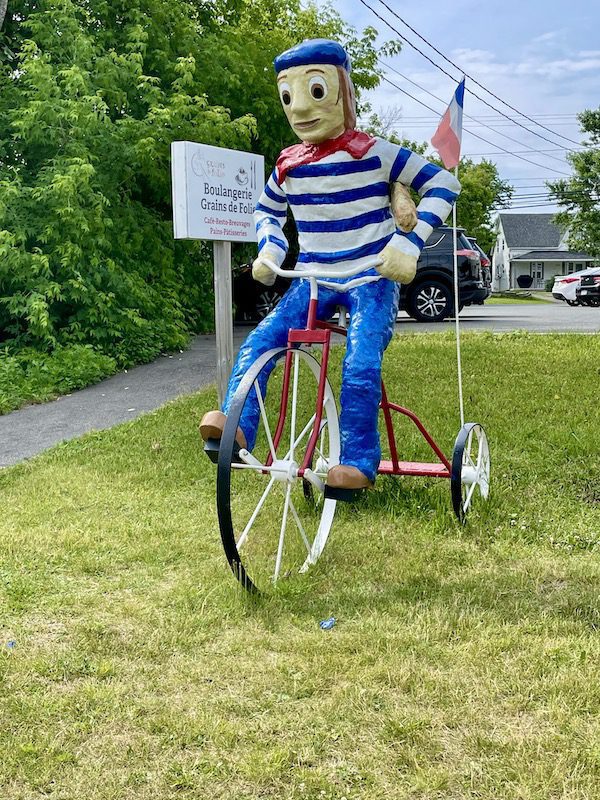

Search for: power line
xmin=400 ymin=114 xmax=578 ymax=120
xmin=381 ymin=75 xmax=572 ymax=176
xmin=397 ymin=122 xmax=579 ymax=129
xmin=462 ymin=149 xmax=578 ymax=157
xmin=466 ymin=149 xmax=577 ymax=155
xmin=367 ymin=0 xmax=584 ymax=148
xmin=493 ymin=197 xmax=599 ymax=209
xmin=380 ymin=61 xmax=572 ymax=166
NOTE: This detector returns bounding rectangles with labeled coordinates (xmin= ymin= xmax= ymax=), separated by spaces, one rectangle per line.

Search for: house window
xmin=575 ymin=263 xmax=583 ymax=271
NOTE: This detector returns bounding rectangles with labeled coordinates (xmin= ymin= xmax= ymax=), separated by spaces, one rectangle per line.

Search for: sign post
xmin=213 ymin=240 xmax=233 ymax=405
xmin=171 ymin=141 xmax=264 ymax=404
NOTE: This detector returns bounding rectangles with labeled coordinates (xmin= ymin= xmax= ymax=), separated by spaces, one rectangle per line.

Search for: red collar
xmin=275 ymin=129 xmax=377 ymax=185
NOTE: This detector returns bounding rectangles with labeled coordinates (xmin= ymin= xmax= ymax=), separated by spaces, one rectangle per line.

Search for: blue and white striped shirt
xmin=254 ymin=137 xmax=460 ymax=276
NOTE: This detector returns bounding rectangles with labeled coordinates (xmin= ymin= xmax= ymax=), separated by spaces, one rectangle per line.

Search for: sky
xmin=321 ymin=0 xmax=599 ymax=212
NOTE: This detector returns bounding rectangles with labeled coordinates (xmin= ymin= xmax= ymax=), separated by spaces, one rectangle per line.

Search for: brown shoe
xmin=199 ymin=410 xmax=247 ymax=449
xmin=326 ymin=465 xmax=372 ymax=490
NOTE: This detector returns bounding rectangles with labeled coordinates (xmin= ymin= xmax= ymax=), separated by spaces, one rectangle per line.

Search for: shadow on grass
xmin=222 ymin=476 xmax=600 ymax=639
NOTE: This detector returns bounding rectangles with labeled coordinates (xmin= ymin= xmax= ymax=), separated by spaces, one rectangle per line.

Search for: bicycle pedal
xmin=203 ymin=438 xmax=242 ymax=464
xmin=324 ymin=485 xmax=363 ymax=502
xmin=203 ymin=438 xmax=220 ymax=463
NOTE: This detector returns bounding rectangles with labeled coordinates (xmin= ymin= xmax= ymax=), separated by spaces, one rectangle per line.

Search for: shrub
xmin=0 ymin=344 xmax=117 ymax=414
xmin=0 ymin=1 xmax=254 ymax=364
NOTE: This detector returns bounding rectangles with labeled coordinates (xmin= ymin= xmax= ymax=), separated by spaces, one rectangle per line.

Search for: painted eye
xmin=278 ymin=81 xmax=292 ymax=106
xmin=309 ymin=76 xmax=328 ymax=100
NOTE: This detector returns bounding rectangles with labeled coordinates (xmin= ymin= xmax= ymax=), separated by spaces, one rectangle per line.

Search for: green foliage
xmin=192 ymin=1 xmax=387 ymax=169
xmin=0 ymin=0 xmax=256 ymax=368
xmin=453 ymin=158 xmax=512 ymax=252
xmin=0 ymin=0 xmax=385 ymax=409
xmin=549 ymin=107 xmax=600 ymax=257
xmin=0 ymin=344 xmax=116 ymax=413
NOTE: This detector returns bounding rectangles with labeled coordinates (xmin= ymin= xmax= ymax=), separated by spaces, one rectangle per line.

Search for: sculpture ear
xmin=338 ymin=67 xmax=357 ymax=130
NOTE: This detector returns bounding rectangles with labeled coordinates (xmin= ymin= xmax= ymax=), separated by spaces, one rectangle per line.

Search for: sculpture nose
xmin=290 ymin=90 xmax=313 ymax=119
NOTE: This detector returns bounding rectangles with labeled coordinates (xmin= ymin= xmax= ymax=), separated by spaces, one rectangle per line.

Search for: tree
xmin=0 ymin=0 xmax=256 ymax=364
xmin=453 ymin=158 xmax=513 ymax=253
xmin=548 ymin=108 xmax=600 ymax=257
xmin=0 ymin=0 xmax=385 ymax=366
xmin=192 ymin=1 xmax=385 ymax=170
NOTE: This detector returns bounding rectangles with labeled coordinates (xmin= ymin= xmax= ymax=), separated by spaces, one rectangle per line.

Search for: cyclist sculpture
xmin=200 ymin=38 xmax=461 ymax=493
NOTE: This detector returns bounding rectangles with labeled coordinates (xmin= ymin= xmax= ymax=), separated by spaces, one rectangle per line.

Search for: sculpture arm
xmin=386 ymin=145 xmax=461 ymax=261
xmin=377 ymin=142 xmax=461 ymax=283
xmin=253 ymin=169 xmax=290 ymax=267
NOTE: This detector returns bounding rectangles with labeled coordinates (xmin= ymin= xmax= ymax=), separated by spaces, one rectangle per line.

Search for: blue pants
xmin=222 ymin=275 xmax=399 ymax=482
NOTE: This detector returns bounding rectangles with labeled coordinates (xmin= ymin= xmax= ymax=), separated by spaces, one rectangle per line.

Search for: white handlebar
xmin=260 ymin=257 xmax=382 ymax=281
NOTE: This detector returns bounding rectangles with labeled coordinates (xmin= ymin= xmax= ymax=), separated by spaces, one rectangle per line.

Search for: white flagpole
xmin=452 ymin=163 xmax=465 ymax=428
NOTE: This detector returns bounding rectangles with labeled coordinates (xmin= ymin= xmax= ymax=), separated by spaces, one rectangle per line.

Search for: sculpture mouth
xmin=294 ymin=119 xmax=320 ymax=130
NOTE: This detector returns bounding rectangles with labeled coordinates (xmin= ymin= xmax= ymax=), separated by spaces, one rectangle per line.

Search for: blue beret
xmin=274 ymin=39 xmax=351 ymax=74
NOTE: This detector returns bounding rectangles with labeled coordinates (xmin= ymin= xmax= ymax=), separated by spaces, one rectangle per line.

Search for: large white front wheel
xmin=217 ymin=347 xmax=340 ymax=593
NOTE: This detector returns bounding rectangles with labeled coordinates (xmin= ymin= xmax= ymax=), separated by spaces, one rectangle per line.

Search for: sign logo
xmin=191 ymin=153 xmax=226 ymax=179
xmin=235 ymin=167 xmax=249 ymax=186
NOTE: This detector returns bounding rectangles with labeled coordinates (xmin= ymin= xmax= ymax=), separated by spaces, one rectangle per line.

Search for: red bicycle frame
xmin=265 ymin=291 xmax=452 ymax=481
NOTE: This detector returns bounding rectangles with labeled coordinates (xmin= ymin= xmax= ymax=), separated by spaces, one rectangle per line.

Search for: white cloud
xmin=530 ymin=31 xmax=561 ymax=45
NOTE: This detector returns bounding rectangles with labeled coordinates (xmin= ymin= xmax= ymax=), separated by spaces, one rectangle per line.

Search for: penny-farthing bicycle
xmin=208 ymin=260 xmax=490 ymax=593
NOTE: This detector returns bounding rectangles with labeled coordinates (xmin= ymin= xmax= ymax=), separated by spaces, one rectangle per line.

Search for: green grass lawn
xmin=486 ymin=293 xmax=555 ymax=305
xmin=1 ymin=332 xmax=599 ymax=799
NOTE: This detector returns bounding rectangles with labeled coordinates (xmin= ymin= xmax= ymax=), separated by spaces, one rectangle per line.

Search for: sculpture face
xmin=277 ymin=63 xmax=346 ymax=144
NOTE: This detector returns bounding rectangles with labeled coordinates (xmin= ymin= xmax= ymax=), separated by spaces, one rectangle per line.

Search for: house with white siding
xmin=491 ymin=213 xmax=596 ymax=291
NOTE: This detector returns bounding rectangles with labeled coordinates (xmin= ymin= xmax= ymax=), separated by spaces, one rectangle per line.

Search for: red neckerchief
xmin=275 ymin=129 xmax=377 ymax=185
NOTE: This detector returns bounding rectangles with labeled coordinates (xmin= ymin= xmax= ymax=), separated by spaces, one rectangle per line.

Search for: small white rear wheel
xmin=451 ymin=423 xmax=490 ymax=523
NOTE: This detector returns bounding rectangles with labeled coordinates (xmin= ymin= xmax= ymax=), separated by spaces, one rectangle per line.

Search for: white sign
xmin=171 ymin=141 xmax=264 ymax=242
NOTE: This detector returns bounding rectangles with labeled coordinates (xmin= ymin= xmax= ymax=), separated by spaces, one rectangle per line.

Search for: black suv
xmin=234 ymin=226 xmax=487 ymax=323
xmin=401 ymin=226 xmax=487 ymax=322
xmin=233 ymin=262 xmax=290 ymax=322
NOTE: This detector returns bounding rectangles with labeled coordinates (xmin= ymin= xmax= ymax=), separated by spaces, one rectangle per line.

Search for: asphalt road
xmin=397 ymin=300 xmax=600 ymax=334
xmin=1 ymin=301 xmax=598 ymax=468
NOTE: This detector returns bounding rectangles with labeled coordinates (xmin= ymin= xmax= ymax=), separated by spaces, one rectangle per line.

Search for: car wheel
xmin=255 ymin=289 xmax=282 ymax=319
xmin=407 ymin=280 xmax=453 ymax=322
xmin=566 ymin=299 xmax=580 ymax=306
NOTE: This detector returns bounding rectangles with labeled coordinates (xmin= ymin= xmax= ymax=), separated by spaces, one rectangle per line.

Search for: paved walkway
xmin=0 ymin=331 xmax=247 ymax=468
xmin=1 ymin=303 xmax=598 ymax=468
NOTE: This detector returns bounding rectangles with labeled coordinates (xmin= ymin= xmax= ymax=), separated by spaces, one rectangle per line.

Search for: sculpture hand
xmin=391 ymin=182 xmax=418 ymax=232
xmin=252 ymin=249 xmax=278 ymax=286
xmin=377 ymin=244 xmax=418 ymax=284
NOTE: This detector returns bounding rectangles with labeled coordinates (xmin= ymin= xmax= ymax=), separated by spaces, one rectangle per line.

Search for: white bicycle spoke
xmin=254 ymin=379 xmax=276 ymax=459
xmin=280 ymin=414 xmax=316 ymax=462
xmin=464 ymin=451 xmax=477 ymax=471
xmin=237 ymin=476 xmax=276 ymax=550
xmin=273 ymin=484 xmax=292 ymax=582
xmin=231 ymin=463 xmax=276 ymax=472
xmin=462 ymin=477 xmax=478 ymax=512
xmin=289 ymin=496 xmax=311 ymax=555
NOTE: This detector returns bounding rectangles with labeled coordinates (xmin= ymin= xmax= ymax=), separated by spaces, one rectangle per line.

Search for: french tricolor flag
xmin=431 ymin=78 xmax=465 ymax=170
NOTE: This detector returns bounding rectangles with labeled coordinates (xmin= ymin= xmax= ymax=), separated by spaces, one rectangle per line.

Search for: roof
xmin=498 ymin=213 xmax=564 ymax=248
xmin=513 ymin=250 xmax=596 ymax=261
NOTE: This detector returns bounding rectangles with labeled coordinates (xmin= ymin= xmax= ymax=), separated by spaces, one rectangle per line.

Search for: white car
xmin=552 ymin=267 xmax=600 ymax=306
